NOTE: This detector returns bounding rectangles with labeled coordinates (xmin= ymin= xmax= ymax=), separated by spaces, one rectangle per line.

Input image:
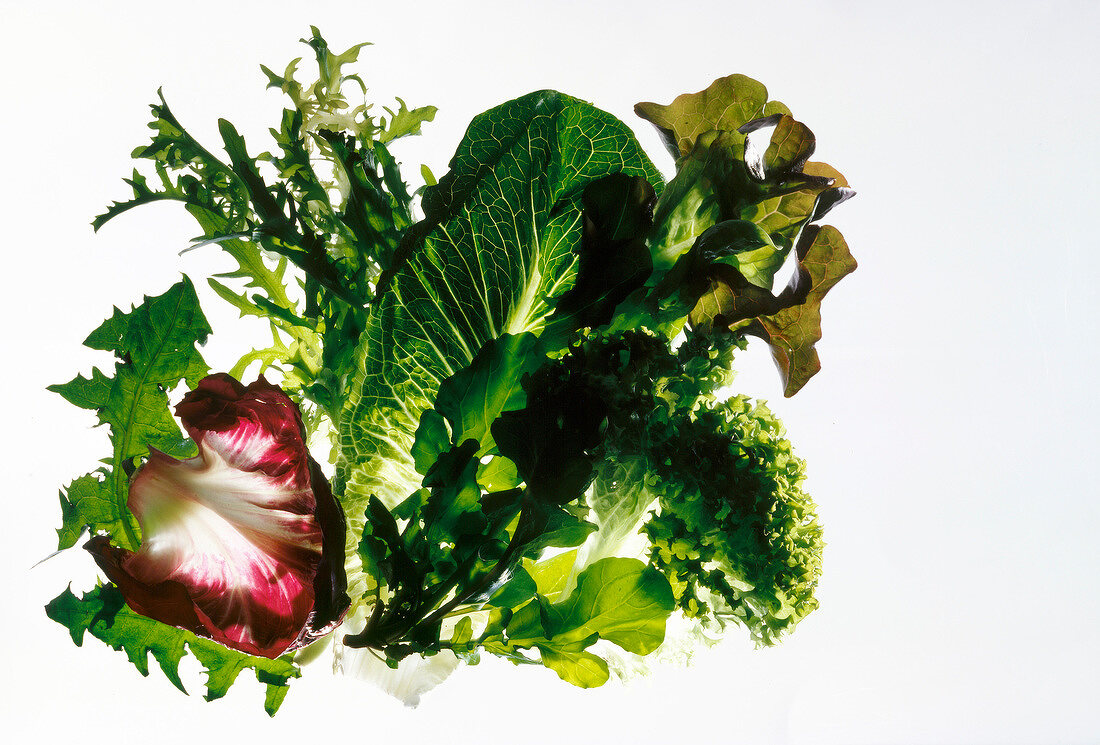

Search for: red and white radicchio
xmin=86 ymin=374 xmax=349 ymax=659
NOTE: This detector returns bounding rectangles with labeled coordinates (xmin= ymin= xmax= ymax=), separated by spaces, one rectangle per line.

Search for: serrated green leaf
xmin=46 ymin=585 xmax=299 ymax=716
xmin=50 ymin=279 xmax=210 ymax=550
xmin=48 ymin=368 xmax=112 ymax=411
xmin=379 ymin=97 xmax=438 ymax=144
xmin=55 ymin=475 xmax=113 ymax=550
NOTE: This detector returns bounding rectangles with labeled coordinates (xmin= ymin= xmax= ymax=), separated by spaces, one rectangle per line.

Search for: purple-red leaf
xmin=86 ymin=374 xmax=348 ymax=659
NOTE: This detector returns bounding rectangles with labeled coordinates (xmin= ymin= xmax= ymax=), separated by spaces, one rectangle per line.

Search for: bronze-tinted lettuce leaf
xmin=689 ymin=224 xmax=856 ymax=396
xmin=635 ymin=74 xmax=790 ymax=158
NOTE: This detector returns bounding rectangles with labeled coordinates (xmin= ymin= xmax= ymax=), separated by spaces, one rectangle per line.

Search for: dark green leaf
xmin=635 ymin=74 xmax=787 ymax=157
xmin=545 ymin=173 xmax=656 ymax=337
xmin=487 ymin=566 xmax=537 ymax=608
xmin=422 ymin=440 xmax=486 ymax=545
xmin=411 ymin=410 xmax=451 ymax=476
xmin=517 ymin=506 xmax=596 ymax=559
xmin=434 ymin=333 xmax=541 ymax=452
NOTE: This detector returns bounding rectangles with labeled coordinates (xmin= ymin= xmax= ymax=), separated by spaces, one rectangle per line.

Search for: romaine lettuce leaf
xmin=337 ymin=90 xmax=662 ymax=530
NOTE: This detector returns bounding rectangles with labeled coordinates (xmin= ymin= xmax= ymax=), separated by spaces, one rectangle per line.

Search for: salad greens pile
xmin=47 ymin=28 xmax=855 ymax=713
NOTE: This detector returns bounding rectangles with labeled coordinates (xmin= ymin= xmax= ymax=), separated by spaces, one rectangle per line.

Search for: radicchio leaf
xmin=86 ymin=374 xmax=349 ymax=659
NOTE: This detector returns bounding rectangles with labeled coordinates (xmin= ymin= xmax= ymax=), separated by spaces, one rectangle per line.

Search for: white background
xmin=3 ymin=1 xmax=1098 ymax=742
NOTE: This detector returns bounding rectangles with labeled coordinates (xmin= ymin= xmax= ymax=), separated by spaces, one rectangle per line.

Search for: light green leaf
xmin=537 ymin=646 xmax=610 ymax=688
xmin=546 ymin=557 xmax=674 ymax=655
xmin=476 ymin=455 xmax=521 ymax=492
xmin=524 ymin=549 xmax=579 ymax=601
xmin=380 ymin=97 xmax=438 ymax=143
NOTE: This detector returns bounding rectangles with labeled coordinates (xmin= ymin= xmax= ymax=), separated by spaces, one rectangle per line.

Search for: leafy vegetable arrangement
xmin=47 ymin=29 xmax=855 ymax=713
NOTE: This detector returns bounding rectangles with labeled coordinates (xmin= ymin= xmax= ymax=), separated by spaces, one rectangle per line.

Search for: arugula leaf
xmin=433 ymin=333 xmax=541 ymax=453
xmin=524 ymin=548 xmax=580 ymax=601
xmin=46 ymin=585 xmax=299 ymax=716
xmin=537 ymin=646 xmax=610 ymax=688
xmin=543 ymin=557 xmax=674 ymax=655
xmin=477 ymin=557 xmax=673 ymax=687
xmin=48 ymin=278 xmax=210 ymax=550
